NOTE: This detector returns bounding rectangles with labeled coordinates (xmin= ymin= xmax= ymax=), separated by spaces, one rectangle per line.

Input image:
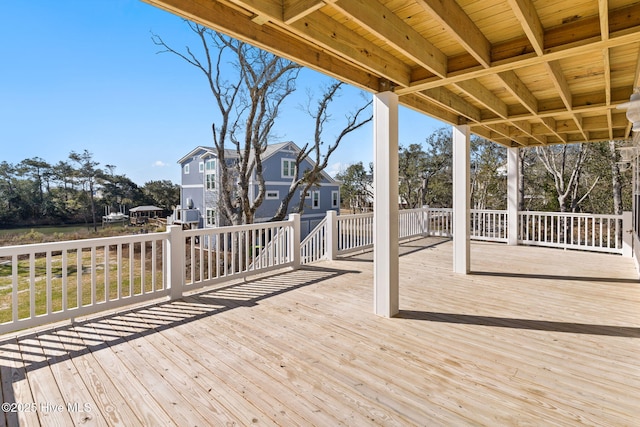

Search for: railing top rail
xmin=300 ymin=216 xmax=327 ymax=248
xmin=399 ymin=207 xmax=427 ymax=213
xmin=337 ymin=212 xmax=373 ymax=220
xmin=182 ymin=218 xmax=292 ymax=237
xmin=519 ymin=210 xmax=623 ymax=219
xmin=0 ymin=230 xmax=170 ymax=255
xmin=470 ymin=209 xmax=507 ymax=214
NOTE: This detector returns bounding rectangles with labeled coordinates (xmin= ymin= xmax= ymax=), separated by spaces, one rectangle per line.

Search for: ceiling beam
xmin=507 ymin=0 xmax=544 ymax=55
xmin=414 ymin=0 xmax=491 ymax=68
xmin=399 ymin=93 xmax=459 ymax=125
xmin=283 ymin=0 xmax=334 ymax=24
xmin=420 ymin=87 xmax=482 ymax=122
xmin=455 ymin=79 xmax=508 ymax=119
xmin=599 ymin=0 xmax=609 ymax=41
xmin=539 ymin=116 xmax=567 ymax=143
xmin=221 ymin=0 xmax=412 ymax=86
xmin=287 ymin=11 xmax=412 ymax=86
xmin=497 ymin=70 xmax=538 ymax=115
xmin=398 ymin=24 xmax=640 ymax=95
xmin=544 ymin=61 xmax=572 ymax=111
xmin=332 ymin=0 xmax=447 ymax=78
xmin=143 ymin=0 xmax=381 ymax=90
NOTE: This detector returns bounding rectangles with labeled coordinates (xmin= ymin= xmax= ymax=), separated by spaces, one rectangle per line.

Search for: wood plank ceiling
xmin=144 ymin=0 xmax=640 ymax=147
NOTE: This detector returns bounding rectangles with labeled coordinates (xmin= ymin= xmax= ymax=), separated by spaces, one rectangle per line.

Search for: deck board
xmin=0 ymin=239 xmax=638 ymax=426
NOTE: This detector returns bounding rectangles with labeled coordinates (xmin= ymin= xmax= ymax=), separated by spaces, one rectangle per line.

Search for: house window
xmin=266 ymin=191 xmax=279 ymax=200
xmin=205 ymin=159 xmax=216 ymax=190
xmin=199 ymin=162 xmax=204 ymax=173
xmin=206 ymin=208 xmax=216 ymax=226
xmin=282 ymin=159 xmax=296 ymax=178
xmin=331 ymin=191 xmax=339 ymax=208
xmin=183 ymin=164 xmax=190 ymax=174
xmin=312 ymin=191 xmax=320 ymax=209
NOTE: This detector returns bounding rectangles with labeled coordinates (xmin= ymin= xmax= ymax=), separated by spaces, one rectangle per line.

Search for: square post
xmin=422 ymin=205 xmax=430 ymax=237
xmin=167 ymin=225 xmax=185 ymax=300
xmin=453 ymin=124 xmax=470 ymax=274
xmin=622 ymin=211 xmax=632 ymax=257
xmin=289 ymin=213 xmax=301 ymax=269
xmin=326 ymin=210 xmax=338 ymax=261
xmin=373 ymin=91 xmax=399 ymax=317
xmin=507 ymin=146 xmax=520 ymax=245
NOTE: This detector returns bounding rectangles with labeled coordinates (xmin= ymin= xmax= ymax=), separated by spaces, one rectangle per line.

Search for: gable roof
xmin=177 ymin=141 xmax=338 ymax=184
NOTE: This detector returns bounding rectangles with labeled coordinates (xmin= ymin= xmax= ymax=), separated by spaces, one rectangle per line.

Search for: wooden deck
xmin=0 ymin=238 xmax=638 ymax=426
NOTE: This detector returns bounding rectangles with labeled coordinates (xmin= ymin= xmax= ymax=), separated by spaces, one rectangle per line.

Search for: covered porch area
xmin=2 ymin=238 xmax=638 ymax=425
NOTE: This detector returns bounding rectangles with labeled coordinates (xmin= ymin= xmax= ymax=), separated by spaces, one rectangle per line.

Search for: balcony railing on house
xmin=0 ymin=207 xmax=630 ymax=335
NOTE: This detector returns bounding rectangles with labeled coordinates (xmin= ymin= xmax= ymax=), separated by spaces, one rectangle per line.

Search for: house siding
xmin=178 ymin=142 xmax=340 ymax=236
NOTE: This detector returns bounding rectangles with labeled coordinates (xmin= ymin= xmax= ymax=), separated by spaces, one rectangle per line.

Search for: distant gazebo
xmin=129 ymin=205 xmax=163 ymax=225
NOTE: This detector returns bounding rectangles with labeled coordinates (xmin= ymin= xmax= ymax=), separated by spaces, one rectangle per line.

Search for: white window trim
xmin=199 ymin=162 xmax=204 ymax=173
xmin=331 ymin=190 xmax=340 ymax=208
xmin=281 ymin=158 xmax=296 ymax=178
xmin=265 ymin=190 xmax=280 ymax=200
xmin=184 ymin=164 xmax=190 ymax=174
xmin=312 ymin=190 xmax=320 ymax=209
xmin=205 ymin=208 xmax=216 ymax=226
xmin=205 ymin=159 xmax=216 ymax=190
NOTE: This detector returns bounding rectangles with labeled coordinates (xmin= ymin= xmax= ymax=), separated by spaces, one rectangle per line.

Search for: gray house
xmin=173 ymin=142 xmax=340 ymax=236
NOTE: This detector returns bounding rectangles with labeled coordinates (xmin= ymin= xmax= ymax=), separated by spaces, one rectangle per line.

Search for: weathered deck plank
xmin=0 ymin=239 xmax=637 ymax=426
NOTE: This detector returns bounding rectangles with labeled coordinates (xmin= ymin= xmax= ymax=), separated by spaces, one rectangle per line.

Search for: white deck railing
xmin=299 ymin=207 xmax=627 ymax=264
xmin=337 ymin=212 xmax=375 ymax=255
xmin=518 ymin=211 xmax=624 ymax=253
xmin=0 ymin=208 xmax=629 ymax=334
xmin=181 ymin=218 xmax=298 ymax=292
xmin=427 ymin=208 xmax=453 ymax=237
xmin=0 ymin=232 xmax=171 ymax=334
xmin=300 ymin=216 xmax=328 ymax=264
xmin=0 ymin=216 xmax=300 ymax=335
xmin=471 ymin=209 xmax=508 ymax=242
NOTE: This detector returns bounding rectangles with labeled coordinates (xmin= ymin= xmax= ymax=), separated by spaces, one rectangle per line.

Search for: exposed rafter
xmin=331 ymin=0 xmax=447 ymax=78
xmin=414 ymin=0 xmax=491 ymax=68
xmin=507 ymin=0 xmax=544 ymax=55
xmin=283 ymin=0 xmax=334 ymax=24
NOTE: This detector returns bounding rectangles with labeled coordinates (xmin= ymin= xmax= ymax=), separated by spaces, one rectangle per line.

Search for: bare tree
xmin=608 ymin=140 xmax=624 ymax=215
xmin=535 ymin=143 xmax=598 ymax=212
xmin=152 ymin=22 xmax=301 ymax=225
xmin=271 ymin=82 xmax=372 ymax=220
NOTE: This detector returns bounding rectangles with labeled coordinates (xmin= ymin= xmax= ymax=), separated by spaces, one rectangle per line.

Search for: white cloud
xmin=326 ymin=162 xmax=344 ymax=179
xmin=152 ymin=160 xmax=168 ymax=167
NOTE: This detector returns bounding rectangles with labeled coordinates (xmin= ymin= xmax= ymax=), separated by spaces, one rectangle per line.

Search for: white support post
xmin=373 ymin=91 xmax=399 ymax=318
xmin=167 ymin=225 xmax=185 ymax=300
xmin=507 ymin=146 xmax=520 ymax=246
xmin=622 ymin=211 xmax=632 ymax=257
xmin=453 ymin=124 xmax=471 ymax=274
xmin=422 ymin=205 xmax=430 ymax=237
xmin=289 ymin=213 xmax=301 ymax=269
xmin=326 ymin=210 xmax=338 ymax=261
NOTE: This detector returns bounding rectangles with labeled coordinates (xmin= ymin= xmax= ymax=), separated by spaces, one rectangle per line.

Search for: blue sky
xmin=0 ymin=0 xmax=445 ymax=185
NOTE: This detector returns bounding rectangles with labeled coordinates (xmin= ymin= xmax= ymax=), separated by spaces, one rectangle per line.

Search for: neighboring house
xmin=173 ymin=142 xmax=340 ymax=236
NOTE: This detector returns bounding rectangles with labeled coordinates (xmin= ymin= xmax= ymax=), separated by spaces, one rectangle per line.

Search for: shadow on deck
xmin=0 ymin=238 xmax=638 ymax=425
